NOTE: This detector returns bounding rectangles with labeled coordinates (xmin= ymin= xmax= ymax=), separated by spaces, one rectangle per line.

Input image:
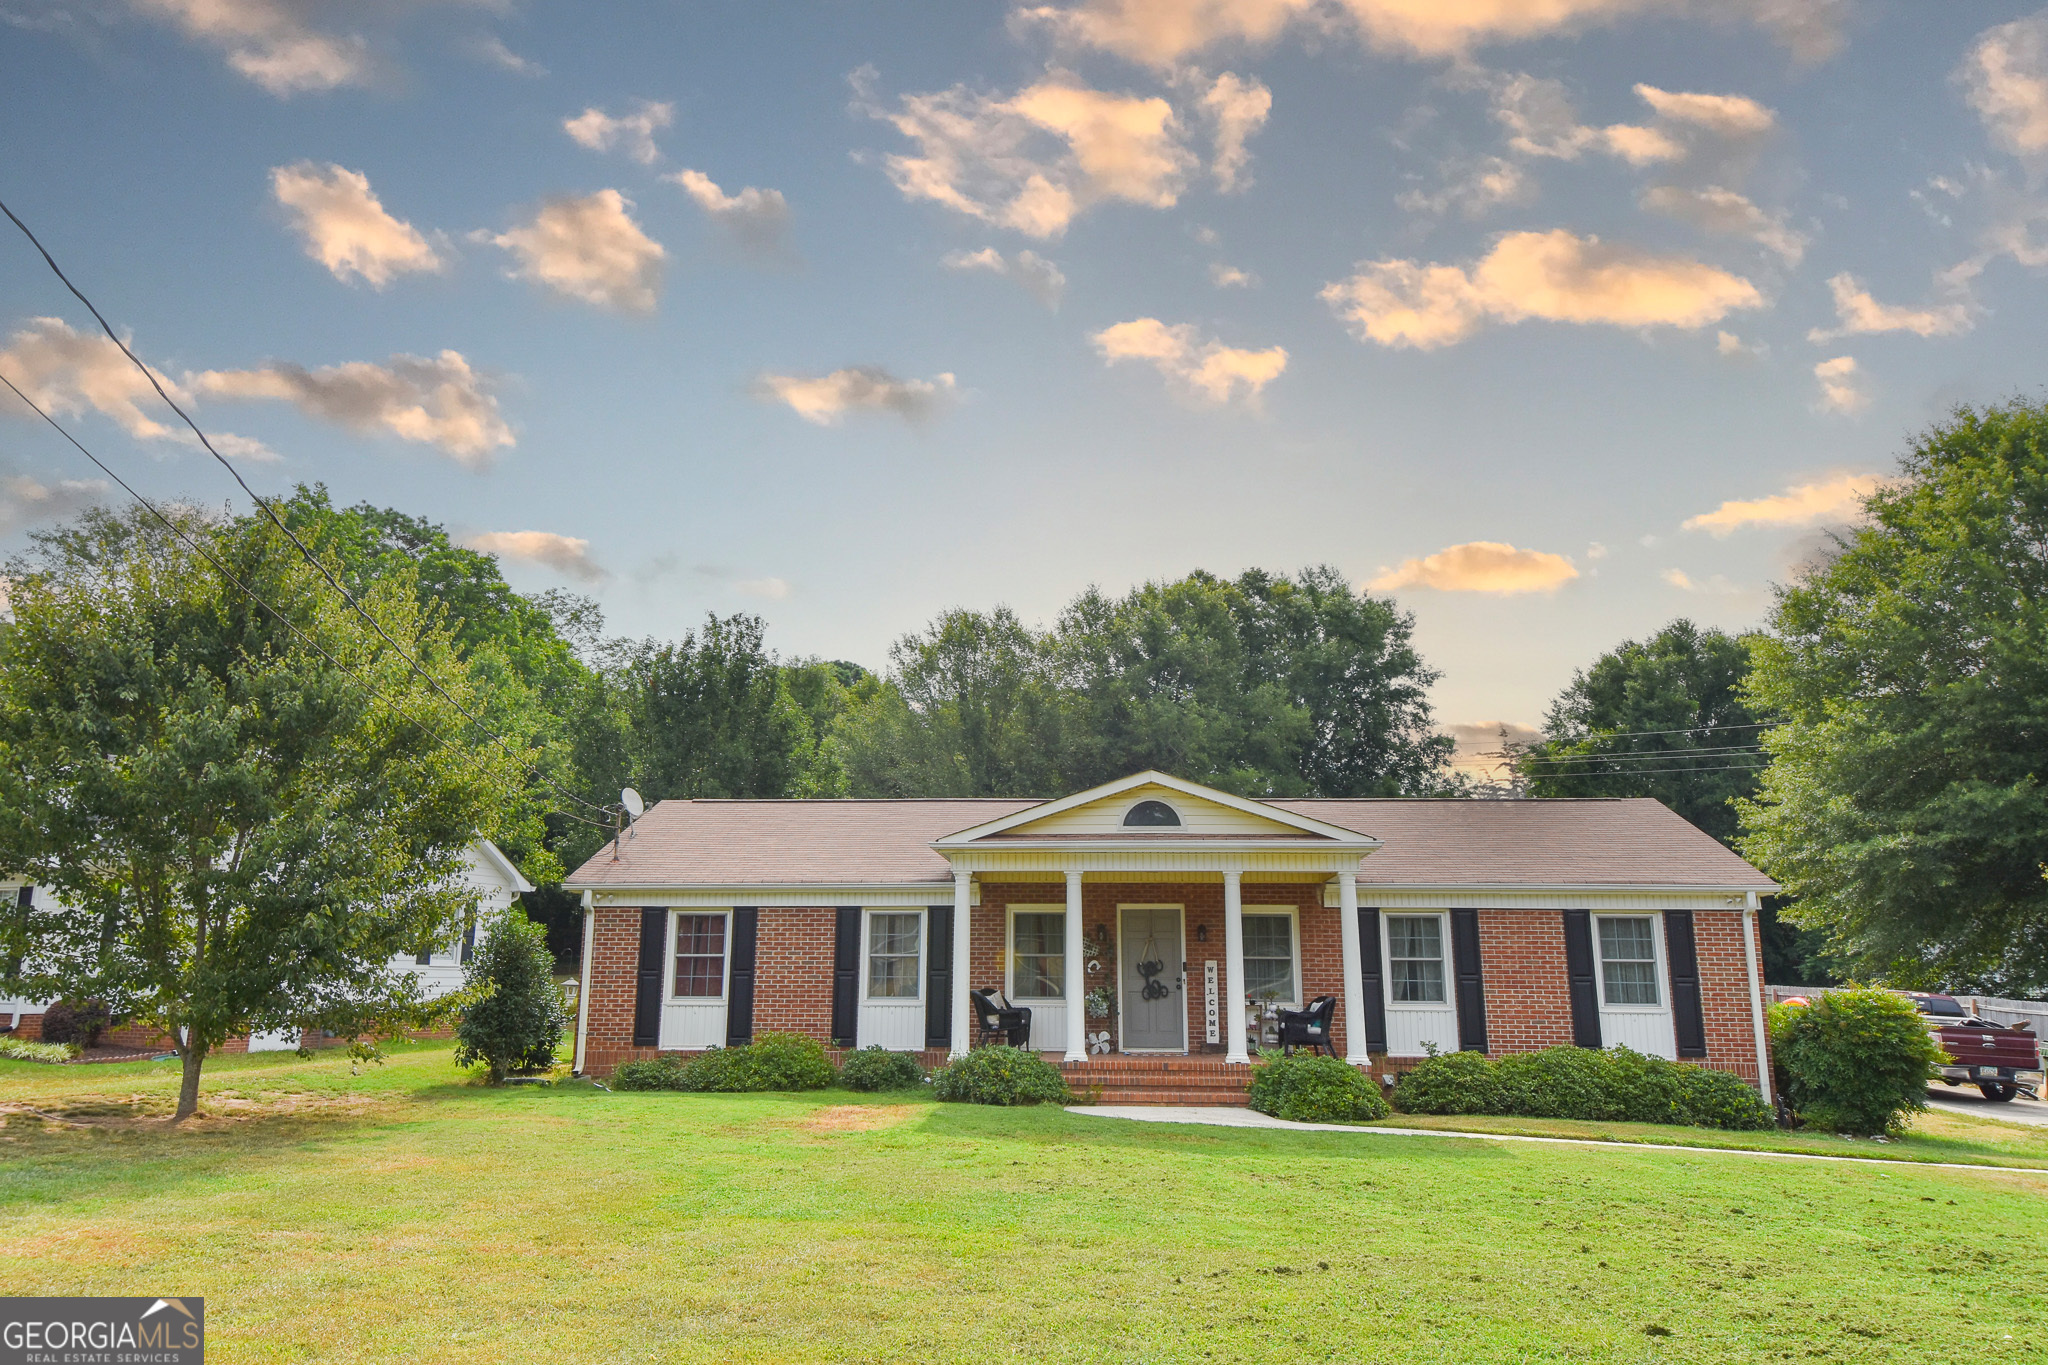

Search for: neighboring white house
xmin=2 ymin=839 xmax=533 ymax=1047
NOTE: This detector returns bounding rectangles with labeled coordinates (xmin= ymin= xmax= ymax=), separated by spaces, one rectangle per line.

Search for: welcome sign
xmin=1 ymin=1297 xmax=203 ymax=1364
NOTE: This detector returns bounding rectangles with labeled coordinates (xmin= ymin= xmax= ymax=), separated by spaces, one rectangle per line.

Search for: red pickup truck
xmin=1900 ymin=992 xmax=2042 ymax=1102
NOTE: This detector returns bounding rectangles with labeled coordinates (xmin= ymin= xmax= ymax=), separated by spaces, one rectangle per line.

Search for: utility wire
xmin=1508 ymin=763 xmax=1771 ymax=778
xmin=1516 ymin=747 xmax=1767 ymax=764
xmin=1513 ymin=718 xmax=1785 ymax=743
xmin=0 ymin=195 xmax=617 ymax=823
xmin=0 ymin=371 xmax=615 ymax=835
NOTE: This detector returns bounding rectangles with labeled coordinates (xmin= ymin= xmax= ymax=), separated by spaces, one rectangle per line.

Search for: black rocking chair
xmin=1277 ymin=995 xmax=1338 ymax=1057
xmin=970 ymin=988 xmax=1032 ymax=1049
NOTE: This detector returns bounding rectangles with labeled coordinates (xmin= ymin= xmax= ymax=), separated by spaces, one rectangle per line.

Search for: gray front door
xmin=1119 ymin=907 xmax=1185 ymax=1051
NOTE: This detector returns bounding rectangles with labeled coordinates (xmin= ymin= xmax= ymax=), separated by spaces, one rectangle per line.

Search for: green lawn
xmin=2 ymin=1045 xmax=2043 ymax=1363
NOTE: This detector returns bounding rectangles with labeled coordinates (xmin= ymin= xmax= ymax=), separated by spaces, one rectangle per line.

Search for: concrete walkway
xmin=1926 ymin=1088 xmax=2048 ymax=1128
xmin=1067 ymin=1105 xmax=2043 ymax=1174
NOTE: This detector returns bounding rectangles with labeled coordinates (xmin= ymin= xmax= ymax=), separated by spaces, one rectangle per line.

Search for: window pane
xmin=1387 ymin=915 xmax=1442 ymax=962
xmin=1244 ymin=958 xmax=1295 ymax=1002
xmin=1391 ymin=959 xmax=1446 ymax=1003
xmin=1598 ymin=916 xmax=1656 ymax=963
xmin=1243 ymin=915 xmax=1292 ymax=959
xmin=673 ymin=914 xmax=727 ymax=998
xmin=868 ymin=913 xmax=921 ymax=999
xmin=1014 ymin=913 xmax=1064 ymax=998
xmin=1603 ymin=961 xmax=1659 ymax=1005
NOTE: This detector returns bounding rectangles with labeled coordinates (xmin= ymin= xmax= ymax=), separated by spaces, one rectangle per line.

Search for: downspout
xmin=1741 ymin=892 xmax=1772 ymax=1106
xmin=573 ymin=890 xmax=594 ymax=1076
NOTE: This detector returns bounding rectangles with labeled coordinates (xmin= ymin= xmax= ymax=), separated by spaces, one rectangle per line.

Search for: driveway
xmin=1926 ymin=1087 xmax=2048 ymax=1128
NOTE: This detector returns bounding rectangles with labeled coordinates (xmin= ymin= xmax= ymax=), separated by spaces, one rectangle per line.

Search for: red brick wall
xmin=1695 ymin=908 xmax=1767 ymax=1084
xmin=1475 ymin=909 xmax=1574 ymax=1055
xmin=580 ymin=903 xmax=654 ymax=1077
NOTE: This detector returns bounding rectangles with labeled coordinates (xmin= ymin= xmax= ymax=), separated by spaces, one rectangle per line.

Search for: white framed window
xmin=1596 ymin=915 xmax=1662 ymax=1008
xmin=1008 ymin=908 xmax=1066 ymax=999
xmin=865 ymin=910 xmax=923 ymax=1001
xmin=1241 ymin=907 xmax=1301 ymax=1007
xmin=1386 ymin=913 xmax=1448 ymax=1004
xmin=671 ymin=911 xmax=730 ymax=1000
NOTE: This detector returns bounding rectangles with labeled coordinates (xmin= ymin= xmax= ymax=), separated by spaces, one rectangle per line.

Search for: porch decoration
xmin=1087 ymin=1030 xmax=1113 ymax=1055
xmin=1136 ymin=958 xmax=1171 ymax=1001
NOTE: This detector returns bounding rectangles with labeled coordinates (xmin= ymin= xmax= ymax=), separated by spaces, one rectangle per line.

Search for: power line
xmin=0 ymin=195 xmax=617 ymax=824
xmin=0 ymin=370 xmax=615 ymax=835
xmin=1516 ymin=718 xmax=1785 ymax=743
xmin=1516 ymin=763 xmax=1771 ymax=779
xmin=1517 ymin=747 xmax=1767 ymax=765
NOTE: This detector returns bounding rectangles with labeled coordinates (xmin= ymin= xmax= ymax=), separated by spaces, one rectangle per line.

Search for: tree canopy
xmin=1738 ymin=399 xmax=2048 ymax=994
xmin=0 ymin=505 xmax=519 ymax=1117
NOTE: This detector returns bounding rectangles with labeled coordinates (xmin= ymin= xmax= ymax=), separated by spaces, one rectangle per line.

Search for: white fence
xmin=1767 ymin=984 xmax=2046 ymax=1033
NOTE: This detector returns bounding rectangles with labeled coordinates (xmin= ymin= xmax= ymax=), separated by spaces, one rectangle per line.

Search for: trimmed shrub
xmin=1770 ymin=989 xmax=1946 ymax=1136
xmin=611 ymin=1055 xmax=691 ymax=1091
xmin=38 ymin=1000 xmax=109 ymax=1048
xmin=932 ymin=1045 xmax=1069 ymax=1106
xmin=0 ymin=1036 xmax=77 ymax=1063
xmin=454 ymin=909 xmax=566 ymax=1083
xmin=838 ymin=1046 xmax=926 ymax=1092
xmin=1391 ymin=1048 xmax=1503 ymax=1116
xmin=1393 ymin=1045 xmax=1771 ymax=1131
xmin=1248 ymin=1055 xmax=1390 ymax=1124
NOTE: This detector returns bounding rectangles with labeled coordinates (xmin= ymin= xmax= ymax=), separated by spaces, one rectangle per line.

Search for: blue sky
xmin=2 ymin=0 xmax=2045 ymax=761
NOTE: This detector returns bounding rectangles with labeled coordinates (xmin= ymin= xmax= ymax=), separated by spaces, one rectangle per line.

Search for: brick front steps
xmin=1059 ymin=1057 xmax=1254 ymax=1106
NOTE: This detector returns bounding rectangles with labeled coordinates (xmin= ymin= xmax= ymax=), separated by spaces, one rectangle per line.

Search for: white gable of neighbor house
xmin=388 ymin=839 xmax=536 ymax=997
xmin=986 ymin=783 xmax=1330 ymax=839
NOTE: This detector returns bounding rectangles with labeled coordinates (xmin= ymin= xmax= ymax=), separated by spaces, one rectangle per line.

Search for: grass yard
xmin=2 ymin=1044 xmax=2043 ymax=1363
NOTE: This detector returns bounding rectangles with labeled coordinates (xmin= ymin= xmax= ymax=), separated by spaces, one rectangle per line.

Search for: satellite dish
xmin=621 ymin=788 xmax=645 ymax=820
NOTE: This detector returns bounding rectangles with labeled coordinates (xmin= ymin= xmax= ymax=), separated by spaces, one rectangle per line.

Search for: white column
xmin=1223 ymin=869 xmax=1249 ymax=1064
xmin=1063 ymin=870 xmax=1087 ymax=1062
xmin=949 ymin=870 xmax=973 ymax=1059
xmin=572 ymin=890 xmax=594 ymax=1075
xmin=1741 ymin=895 xmax=1772 ymax=1106
xmin=1337 ymin=871 xmax=1369 ymax=1064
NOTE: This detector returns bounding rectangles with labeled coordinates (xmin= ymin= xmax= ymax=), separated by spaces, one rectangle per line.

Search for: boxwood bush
xmin=1247 ymin=1055 xmax=1390 ymax=1124
xmin=932 ymin=1045 xmax=1069 ymax=1105
xmin=1769 ymin=989 xmax=1947 ymax=1136
xmin=838 ymin=1046 xmax=926 ymax=1092
xmin=610 ymin=1032 xmax=836 ymax=1093
xmin=1393 ymin=1045 xmax=1771 ymax=1130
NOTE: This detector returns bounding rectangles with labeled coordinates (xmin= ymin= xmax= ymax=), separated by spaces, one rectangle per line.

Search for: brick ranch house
xmin=566 ymin=772 xmax=1779 ymax=1105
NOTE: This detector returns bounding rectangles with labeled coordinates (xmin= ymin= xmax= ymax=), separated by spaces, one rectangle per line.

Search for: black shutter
xmin=1449 ymin=908 xmax=1487 ymax=1053
xmin=925 ymin=905 xmax=953 ymax=1049
xmin=1563 ymin=909 xmax=1602 ymax=1049
xmin=831 ymin=906 xmax=861 ymax=1048
xmin=1664 ymin=910 xmax=1708 ymax=1058
xmin=632 ymin=908 xmax=666 ymax=1048
xmin=725 ymin=908 xmax=759 ymax=1047
xmin=1357 ymin=907 xmax=1388 ymax=1053
xmin=16 ymin=886 xmax=31 ymax=908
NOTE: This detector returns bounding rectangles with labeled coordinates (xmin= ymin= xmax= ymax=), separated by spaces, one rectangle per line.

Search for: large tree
xmin=1739 ymin=400 xmax=2048 ymax=993
xmin=0 ymin=506 xmax=519 ymax=1118
xmin=1520 ymin=619 xmax=1765 ymax=844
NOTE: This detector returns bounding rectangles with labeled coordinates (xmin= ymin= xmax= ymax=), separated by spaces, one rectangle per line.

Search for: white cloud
xmin=1632 ymin=83 xmax=1777 ymax=138
xmin=1640 ymin=185 xmax=1807 ymax=265
xmin=563 ymin=101 xmax=674 ymax=164
xmin=462 ymin=530 xmax=606 ymax=582
xmin=861 ymin=70 xmax=1198 ymax=238
xmin=1585 ymin=541 xmax=1608 ymax=560
xmin=942 ymin=247 xmax=1068 ymax=309
xmin=1201 ymin=71 xmax=1271 ymax=192
xmin=466 ymin=35 xmax=545 ymax=77
xmin=1321 ymin=229 xmax=1763 ymax=350
xmin=736 ymin=576 xmax=792 ymax=600
xmin=131 ymin=0 xmax=371 ymax=95
xmin=192 ymin=350 xmax=513 ymax=467
xmin=1014 ymin=0 xmax=1841 ymax=64
xmin=1367 ymin=541 xmax=1578 ymax=594
xmin=1488 ymin=73 xmax=1681 ymax=165
xmin=270 ymin=162 xmax=440 ymax=287
xmin=1961 ymin=12 xmax=2048 ymax=158
xmin=1090 ymin=317 xmax=1287 ymax=405
xmin=490 ymin=191 xmax=665 ymax=313
xmin=1715 ymin=329 xmax=1767 ymax=359
xmin=753 ymin=367 xmax=957 ymax=425
xmin=1659 ymin=568 xmax=1743 ymax=594
xmin=1807 ymin=272 xmax=1972 ymax=341
xmin=1396 ymin=156 xmax=1532 ymax=220
xmin=1208 ymin=262 xmax=1255 ymax=288
xmin=0 ymin=316 xmax=189 ymax=442
xmin=669 ymin=169 xmax=792 ymax=252
xmin=1683 ymin=471 xmax=1883 ymax=535
xmin=0 ymin=472 xmax=109 ymax=535
xmin=1812 ymin=355 xmax=1868 ymax=414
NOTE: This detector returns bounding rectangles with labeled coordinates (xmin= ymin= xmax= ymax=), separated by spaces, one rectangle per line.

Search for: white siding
xmin=659 ymin=909 xmax=730 ymax=1050
xmin=1006 ymin=785 xmax=1313 ymax=838
xmin=1380 ymin=910 xmax=1460 ymax=1057
xmin=1594 ymin=913 xmax=1677 ymax=1060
